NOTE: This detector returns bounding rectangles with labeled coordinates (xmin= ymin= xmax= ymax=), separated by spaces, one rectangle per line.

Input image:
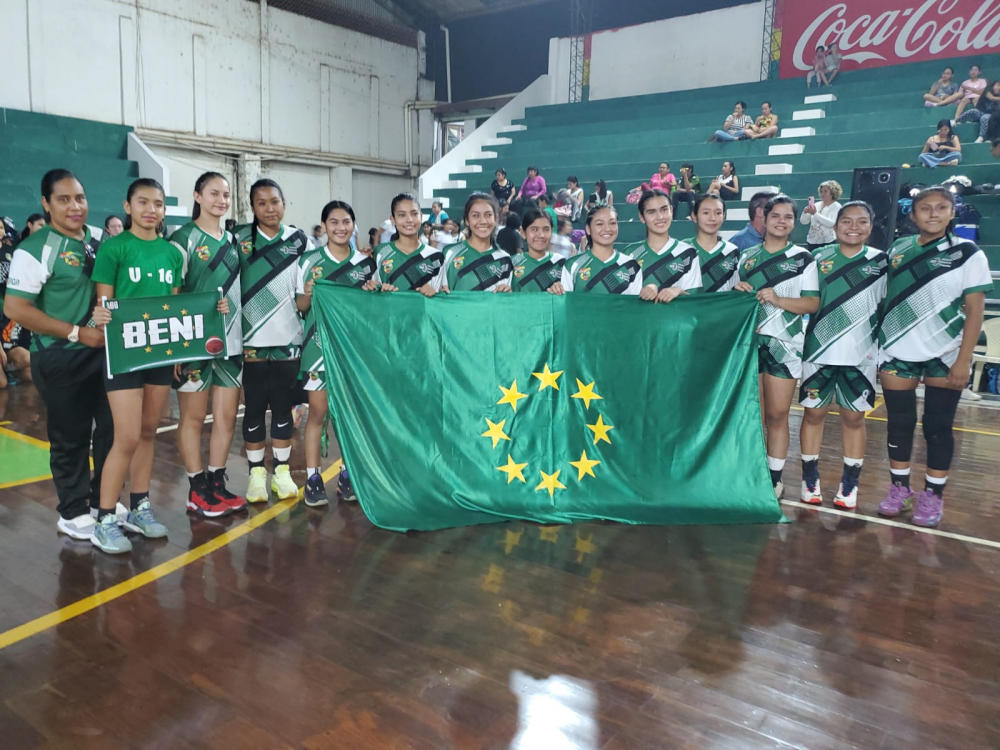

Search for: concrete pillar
xmin=236 ymin=155 xmax=263 ymax=223
xmin=331 ymin=166 xmax=353 ymax=204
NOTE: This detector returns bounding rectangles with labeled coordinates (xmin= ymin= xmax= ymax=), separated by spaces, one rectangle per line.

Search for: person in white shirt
xmin=432 ymin=218 xmax=460 ymax=250
xmin=800 ymin=180 xmax=843 ymax=250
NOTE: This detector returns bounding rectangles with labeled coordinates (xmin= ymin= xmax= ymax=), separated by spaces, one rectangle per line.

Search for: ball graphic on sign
xmin=205 ymin=336 xmax=225 ymax=356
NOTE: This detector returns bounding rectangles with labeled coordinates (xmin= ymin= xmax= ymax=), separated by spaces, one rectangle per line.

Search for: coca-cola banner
xmin=778 ymin=0 xmax=1000 ymax=78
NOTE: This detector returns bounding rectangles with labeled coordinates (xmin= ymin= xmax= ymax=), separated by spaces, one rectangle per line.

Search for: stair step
xmin=769 ymin=143 xmax=806 ymax=156
xmin=727 ymin=208 xmax=750 ymax=222
xmin=792 ymin=109 xmax=827 ymax=121
xmin=442 ymin=179 xmax=467 ymax=189
xmin=804 ymin=93 xmax=837 ymax=104
xmin=755 ymin=163 xmax=794 ymax=175
xmin=720 ymin=230 xmax=738 ymax=241
xmin=482 ymin=137 xmax=513 ymax=146
xmin=452 ymin=164 xmax=482 ymax=174
xmin=497 ymin=124 xmax=527 ymax=133
xmin=742 ymin=185 xmax=780 ymax=201
xmin=780 ymin=126 xmax=816 ymax=138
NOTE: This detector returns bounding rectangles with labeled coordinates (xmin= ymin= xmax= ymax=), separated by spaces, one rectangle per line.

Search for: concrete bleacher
xmin=433 ymin=56 xmax=1000 ymax=296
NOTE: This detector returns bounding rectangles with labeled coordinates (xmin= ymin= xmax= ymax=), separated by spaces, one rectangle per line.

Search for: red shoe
xmin=211 ymin=470 xmax=248 ymax=512
xmin=187 ymin=474 xmax=231 ymax=518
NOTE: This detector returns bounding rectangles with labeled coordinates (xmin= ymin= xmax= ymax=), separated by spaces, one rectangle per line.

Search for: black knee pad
xmin=270 ymin=413 xmax=295 ymax=440
xmin=883 ymin=388 xmax=917 ymax=463
xmin=243 ymin=413 xmax=267 ymax=443
xmin=923 ymin=386 xmax=961 ymax=471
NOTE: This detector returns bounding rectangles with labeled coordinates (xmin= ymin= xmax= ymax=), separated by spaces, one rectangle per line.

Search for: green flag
xmin=313 ymin=287 xmax=782 ymax=532
xmin=103 ymin=291 xmax=228 ymax=376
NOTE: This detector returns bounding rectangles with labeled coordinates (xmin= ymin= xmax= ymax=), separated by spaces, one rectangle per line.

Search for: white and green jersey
xmin=373 ymin=241 xmax=444 ymax=291
xmin=562 ymin=250 xmax=642 ymax=295
xmin=804 ymin=244 xmax=888 ymax=366
xmin=438 ymin=241 xmax=514 ymax=292
xmin=880 ymin=234 xmax=993 ymax=362
xmin=623 ymin=238 xmax=702 ymax=292
xmin=737 ymin=242 xmax=819 ymax=346
xmin=235 ymin=223 xmax=307 ymax=349
xmin=511 ymin=251 xmax=565 ymax=293
xmin=296 ymin=246 xmax=376 ymax=374
xmin=170 ymin=221 xmax=242 ymax=357
xmin=687 ymin=237 xmax=740 ymax=293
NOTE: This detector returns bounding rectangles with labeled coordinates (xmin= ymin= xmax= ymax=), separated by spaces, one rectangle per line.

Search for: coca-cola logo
xmin=789 ymin=0 xmax=1000 ymax=72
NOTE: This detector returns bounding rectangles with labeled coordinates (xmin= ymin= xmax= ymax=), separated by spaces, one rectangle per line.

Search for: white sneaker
xmin=57 ymin=513 xmax=96 ymax=541
xmin=961 ymin=388 xmax=982 ymax=402
xmin=800 ymin=478 xmax=823 ymax=505
xmin=834 ymin=483 xmax=858 ymax=509
xmin=975 ymin=136 xmax=985 ymax=144
xmin=89 ymin=501 xmax=130 ymax=524
xmin=773 ymin=480 xmax=784 ymax=500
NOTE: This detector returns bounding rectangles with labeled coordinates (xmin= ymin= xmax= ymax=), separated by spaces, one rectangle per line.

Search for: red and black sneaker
xmin=211 ymin=469 xmax=248 ymax=513
xmin=187 ymin=473 xmax=230 ymax=518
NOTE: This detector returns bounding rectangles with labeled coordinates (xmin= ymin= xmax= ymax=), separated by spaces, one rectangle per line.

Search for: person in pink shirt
xmin=954 ymin=64 xmax=986 ymax=121
xmin=519 ymin=166 xmax=547 ymax=201
xmin=642 ymin=162 xmax=676 ymax=193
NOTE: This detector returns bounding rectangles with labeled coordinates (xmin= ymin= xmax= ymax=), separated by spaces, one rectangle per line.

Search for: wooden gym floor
xmin=0 ymin=381 xmax=998 ymax=749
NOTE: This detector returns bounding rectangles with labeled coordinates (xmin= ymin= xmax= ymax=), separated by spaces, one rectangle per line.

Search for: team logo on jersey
xmin=195 ymin=244 xmax=211 ymax=261
xmin=722 ymin=257 xmax=738 ymax=271
xmin=187 ymin=370 xmax=202 ymax=383
xmin=514 ymin=265 xmax=525 ymax=278
xmin=668 ymin=260 xmax=686 ymax=273
xmin=382 ymin=258 xmax=394 ymax=275
xmin=579 ymin=267 xmax=592 ymax=281
xmin=614 ymin=268 xmax=633 ymax=282
xmin=59 ymin=250 xmax=80 ymax=267
xmin=419 ymin=261 xmax=439 ymax=275
xmin=309 ymin=371 xmax=319 ymax=380
xmin=861 ymin=264 xmax=882 ymax=276
xmin=453 ymin=256 xmax=466 ymax=270
xmin=487 ymin=263 xmax=504 ymax=277
xmin=243 ymin=348 xmax=257 ymax=359
xmin=240 ymin=240 xmax=253 ymax=255
xmin=778 ymin=261 xmax=799 ymax=273
xmin=805 ymin=387 xmax=820 ymax=400
xmin=311 ymin=265 xmax=324 ymax=280
xmin=819 ymin=259 xmax=834 ymax=274
xmin=743 ymin=257 xmax=757 ymax=272
xmin=928 ymin=256 xmax=952 ymax=269
xmin=891 ymin=253 xmax=905 ymax=268
xmin=350 ymin=269 xmax=368 ymax=282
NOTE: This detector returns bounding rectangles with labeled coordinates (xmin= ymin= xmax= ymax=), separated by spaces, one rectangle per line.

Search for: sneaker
xmin=772 ymin=480 xmax=784 ymax=500
xmin=924 ymin=101 xmax=936 ymax=108
xmin=878 ymin=484 xmax=915 ymax=517
xmin=247 ymin=466 xmax=269 ymax=503
xmin=186 ymin=473 xmax=230 ymax=519
xmin=834 ymin=465 xmax=861 ymax=510
xmin=960 ymin=387 xmax=982 ymax=401
xmin=210 ymin=470 xmax=247 ymax=512
xmin=975 ymin=136 xmax=985 ymax=144
xmin=92 ymin=514 xmax=133 ymax=554
xmin=304 ymin=473 xmax=329 ymax=508
xmin=338 ymin=466 xmax=357 ymax=502
xmin=122 ymin=500 xmax=169 ymax=539
xmin=90 ymin=501 xmax=130 ymax=525
xmin=800 ymin=463 xmax=822 ymax=505
xmin=271 ymin=464 xmax=299 ymax=500
xmin=57 ymin=513 xmax=96 ymax=541
xmin=912 ymin=490 xmax=944 ymax=527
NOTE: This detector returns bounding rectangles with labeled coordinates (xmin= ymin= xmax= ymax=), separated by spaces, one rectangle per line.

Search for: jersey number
xmin=129 ymin=268 xmax=172 ymax=284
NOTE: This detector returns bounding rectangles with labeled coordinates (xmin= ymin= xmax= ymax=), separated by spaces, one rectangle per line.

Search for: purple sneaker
xmin=912 ymin=490 xmax=944 ymax=528
xmin=878 ymin=484 xmax=915 ymax=517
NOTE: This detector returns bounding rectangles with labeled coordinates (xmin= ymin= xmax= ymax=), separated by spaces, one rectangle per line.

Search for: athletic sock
xmin=97 ymin=508 xmax=115 ymax=521
xmin=247 ymin=448 xmax=265 ymax=471
xmin=800 ymin=454 xmax=819 ymax=487
xmin=186 ymin=470 xmax=201 ymax=479
xmin=274 ymin=446 xmax=291 ymax=467
xmin=307 ymin=466 xmax=318 ymax=478
xmin=129 ymin=492 xmax=148 ymax=511
xmin=890 ymin=467 xmax=911 ymax=489
xmin=208 ymin=465 xmax=224 ymax=474
xmin=767 ymin=456 xmax=785 ymax=486
xmin=925 ymin=475 xmax=947 ymax=497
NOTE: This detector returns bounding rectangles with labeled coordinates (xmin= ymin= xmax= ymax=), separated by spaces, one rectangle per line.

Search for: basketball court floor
xmin=0 ymin=382 xmax=997 ymax=749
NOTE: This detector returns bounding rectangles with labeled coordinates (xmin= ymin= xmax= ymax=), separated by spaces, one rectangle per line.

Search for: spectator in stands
xmin=708 ymin=161 xmax=739 ymax=202
xmin=586 ymin=180 xmax=613 ymax=210
xmin=670 ymin=164 xmax=701 ymax=217
xmin=104 ymin=214 xmax=123 ymax=238
xmin=491 ymin=168 xmax=517 ymax=207
xmin=20 ymin=214 xmax=45 ymax=242
xmin=807 ymin=46 xmax=829 ymax=88
xmin=730 ymin=190 xmax=775 ymax=251
xmin=550 ymin=218 xmax=575 ymax=258
xmin=924 ymin=67 xmax=960 ymax=107
xmin=433 ymin=218 xmax=460 ymax=249
xmin=954 ymin=64 xmax=986 ymax=121
xmin=799 ymin=180 xmax=843 ymax=250
xmin=566 ymin=176 xmax=585 ymax=220
xmin=642 ymin=162 xmax=677 ymax=193
xmin=379 ymin=218 xmax=395 ymax=244
xmin=496 ymin=211 xmax=523 ymax=255
xmin=311 ymin=224 xmax=324 ymax=245
xmin=958 ymin=79 xmax=1000 ymax=143
xmin=824 ymin=43 xmax=842 ymax=85
xmin=919 ymin=120 xmax=962 ymax=168
xmin=420 ymin=221 xmax=433 ymax=244
xmin=367 ymin=227 xmax=381 ymax=253
xmin=537 ymin=193 xmax=559 ymax=229
xmin=519 ymin=166 xmax=547 ymax=201
xmin=745 ymin=102 xmax=779 ymax=139
xmin=430 ymin=201 xmax=449 ymax=229
xmin=712 ymin=101 xmax=752 ymax=141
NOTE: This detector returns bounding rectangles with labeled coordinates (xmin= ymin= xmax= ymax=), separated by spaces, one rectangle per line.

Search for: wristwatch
xmin=68 ymin=325 xmax=80 ymax=343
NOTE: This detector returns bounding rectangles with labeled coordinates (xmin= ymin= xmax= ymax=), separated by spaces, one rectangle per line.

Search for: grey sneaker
xmin=92 ymin=514 xmax=133 ymax=554
xmin=304 ymin=473 xmax=329 ymax=508
xmin=123 ymin=500 xmax=168 ymax=539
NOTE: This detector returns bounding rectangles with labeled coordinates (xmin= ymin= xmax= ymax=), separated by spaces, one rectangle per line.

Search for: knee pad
xmin=923 ymin=386 xmax=961 ymax=471
xmin=270 ymin=411 xmax=295 ymax=440
xmin=242 ymin=413 xmax=267 ymax=443
xmin=883 ymin=388 xmax=917 ymax=462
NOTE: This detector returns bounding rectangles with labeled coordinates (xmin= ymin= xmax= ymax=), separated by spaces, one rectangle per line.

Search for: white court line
xmin=780 ymin=499 xmax=1000 ymax=550
xmin=156 ymin=406 xmax=245 ymax=434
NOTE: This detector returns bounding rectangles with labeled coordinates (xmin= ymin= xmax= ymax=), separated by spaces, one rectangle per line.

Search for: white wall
xmin=585 ymin=4 xmax=765 ymax=101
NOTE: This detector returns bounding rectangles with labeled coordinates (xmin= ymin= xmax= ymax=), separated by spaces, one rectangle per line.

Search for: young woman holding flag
xmin=685 ymin=192 xmax=740 ymax=293
xmin=623 ymin=189 xmax=702 ymax=303
xmin=437 ymin=193 xmax=513 ymax=293
xmin=511 ymin=207 xmax=565 ymax=293
xmin=366 ymin=193 xmax=444 ymax=295
xmin=560 ymin=206 xmax=642 ymax=295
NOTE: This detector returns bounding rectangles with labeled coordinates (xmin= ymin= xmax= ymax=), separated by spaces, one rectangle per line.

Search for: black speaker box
xmin=850 ymin=166 xmax=900 ymax=251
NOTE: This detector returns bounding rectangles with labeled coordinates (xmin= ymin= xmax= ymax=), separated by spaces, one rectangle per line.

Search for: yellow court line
xmin=0 ymin=459 xmax=343 ymax=652
xmin=0 ymin=474 xmax=53 ymax=490
xmin=0 ymin=420 xmax=11 ymax=426
xmin=0 ymin=425 xmax=51 ymax=450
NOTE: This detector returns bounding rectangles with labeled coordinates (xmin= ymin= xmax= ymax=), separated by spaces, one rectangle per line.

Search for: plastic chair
xmin=971 ymin=316 xmax=1000 ymax=391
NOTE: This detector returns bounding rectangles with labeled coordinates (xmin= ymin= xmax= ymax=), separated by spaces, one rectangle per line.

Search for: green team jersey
xmin=512 ymin=251 xmax=565 ymax=292
xmin=439 ymin=241 xmax=514 ymax=292
xmin=562 ymin=250 xmax=642 ymax=295
xmin=737 ymin=242 xmax=819 ymax=347
xmin=170 ymin=221 xmax=242 ymax=357
xmin=5 ymin=225 xmax=97 ymax=351
xmin=880 ymin=234 xmax=993 ymax=362
xmin=296 ymin=246 xmax=375 ymax=374
xmin=91 ymin=231 xmax=184 ymax=299
xmin=234 ymin=223 xmax=307 ymax=350
xmin=687 ymin=237 xmax=740 ymax=293
xmin=804 ymin=244 xmax=888 ymax=366
xmin=623 ymin=238 xmax=702 ymax=292
xmin=373 ymin=241 xmax=444 ymax=291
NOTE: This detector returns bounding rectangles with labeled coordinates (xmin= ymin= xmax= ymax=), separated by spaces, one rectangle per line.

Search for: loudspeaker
xmin=850 ymin=166 xmax=900 ymax=250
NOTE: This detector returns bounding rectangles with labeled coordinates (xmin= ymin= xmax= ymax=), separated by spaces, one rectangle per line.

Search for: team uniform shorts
xmin=174 ymin=357 xmax=243 ymax=392
xmin=878 ymin=348 xmax=960 ymax=380
xmin=799 ymin=362 xmax=877 ymax=411
xmin=757 ymin=335 xmax=802 ymax=380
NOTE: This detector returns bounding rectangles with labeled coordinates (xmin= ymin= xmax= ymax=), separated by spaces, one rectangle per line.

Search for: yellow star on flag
xmin=165 ymin=349 xmax=173 ymax=355
xmin=571 ymin=379 xmax=603 ymax=410
xmin=587 ymin=414 xmax=614 ymax=445
xmin=532 ymin=363 xmax=563 ymax=392
xmin=497 ymin=380 xmax=528 ymax=412
xmin=162 ymin=303 xmax=170 ymax=311
xmin=535 ymin=469 xmax=566 ymax=498
xmin=142 ymin=312 xmax=150 ymax=320
xmin=183 ymin=341 xmax=190 ymax=348
xmin=569 ymin=449 xmax=601 ymax=480
xmin=481 ymin=418 xmax=511 ymax=449
xmin=181 ymin=309 xmax=188 ymax=315
xmin=497 ymin=454 xmax=528 ymax=484
xmin=144 ymin=346 xmax=152 ymax=353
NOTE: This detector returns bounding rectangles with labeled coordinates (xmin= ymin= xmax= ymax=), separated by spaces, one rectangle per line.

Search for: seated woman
xmin=745 ymin=102 xmax=779 ymax=139
xmin=490 ymin=168 xmax=517 ymax=207
xmin=919 ymin=120 xmax=962 ymax=168
xmin=806 ymin=46 xmax=828 ymax=88
xmin=671 ymin=164 xmax=702 ymax=217
xmin=957 ymin=79 xmax=1000 ymax=143
xmin=824 ymin=43 xmax=842 ymax=85
xmin=585 ymin=180 xmax=613 ymax=210
xmin=641 ymin=162 xmax=676 ymax=193
xmin=924 ymin=67 xmax=960 ymax=107
xmin=954 ymin=64 xmax=986 ymax=121
xmin=712 ymin=101 xmax=752 ymax=141
xmin=708 ymin=161 xmax=739 ymax=202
